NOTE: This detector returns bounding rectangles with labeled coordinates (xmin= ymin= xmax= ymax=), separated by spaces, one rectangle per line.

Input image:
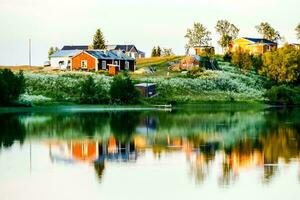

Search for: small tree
xmin=295 ymin=23 xmax=300 ymax=41
xmin=185 ymin=22 xmax=211 ymax=53
xmin=162 ymin=48 xmax=174 ymax=56
xmin=151 ymin=47 xmax=157 ymax=57
xmin=215 ymin=20 xmax=239 ymax=52
xmin=79 ymin=76 xmax=109 ymax=104
xmin=92 ymin=28 xmax=106 ymax=49
xmin=48 ymin=47 xmax=60 ymax=59
xmin=231 ymin=48 xmax=252 ymax=71
xmin=109 ymin=74 xmax=140 ymax=104
xmin=255 ymin=22 xmax=281 ymax=42
xmin=157 ymin=46 xmax=161 ymax=57
xmin=0 ymin=69 xmax=25 ymax=105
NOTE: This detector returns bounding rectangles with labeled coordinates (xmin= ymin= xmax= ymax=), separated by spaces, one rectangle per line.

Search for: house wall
xmin=231 ymin=38 xmax=277 ymax=55
xmin=72 ymin=52 xmax=97 ymax=71
xmin=194 ymin=47 xmax=215 ymax=56
xmin=50 ymin=57 xmax=71 ymax=70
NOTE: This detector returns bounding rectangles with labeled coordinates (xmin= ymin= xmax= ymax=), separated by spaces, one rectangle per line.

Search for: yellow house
xmin=229 ymin=37 xmax=277 ymax=54
xmin=194 ymin=46 xmax=215 ymax=56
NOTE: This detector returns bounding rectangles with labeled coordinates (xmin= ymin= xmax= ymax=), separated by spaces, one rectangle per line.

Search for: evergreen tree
xmin=157 ymin=46 xmax=161 ymax=57
xmin=296 ymin=23 xmax=300 ymax=41
xmin=151 ymin=47 xmax=157 ymax=57
xmin=92 ymin=28 xmax=106 ymax=49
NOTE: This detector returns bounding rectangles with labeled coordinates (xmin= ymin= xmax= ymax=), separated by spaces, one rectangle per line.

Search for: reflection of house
xmin=229 ymin=37 xmax=277 ymax=54
xmin=49 ymin=50 xmax=81 ymax=70
xmin=70 ymin=141 xmax=97 ymax=162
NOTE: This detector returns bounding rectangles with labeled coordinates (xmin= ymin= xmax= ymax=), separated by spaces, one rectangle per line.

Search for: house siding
xmin=72 ymin=52 xmax=97 ymax=71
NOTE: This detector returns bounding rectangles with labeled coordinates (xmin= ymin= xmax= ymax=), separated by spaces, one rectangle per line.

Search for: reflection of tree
xmin=110 ymin=112 xmax=140 ymax=141
xmin=218 ymin=159 xmax=237 ymax=186
xmin=94 ymin=161 xmax=105 ymax=182
xmin=262 ymin=165 xmax=278 ymax=184
xmin=0 ymin=114 xmax=26 ymax=149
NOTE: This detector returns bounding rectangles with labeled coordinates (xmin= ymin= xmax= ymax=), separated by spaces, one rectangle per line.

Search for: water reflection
xmin=0 ymin=107 xmax=300 ymax=187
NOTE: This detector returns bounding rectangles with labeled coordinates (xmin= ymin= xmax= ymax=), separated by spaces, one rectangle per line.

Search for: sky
xmin=0 ymin=0 xmax=299 ymax=66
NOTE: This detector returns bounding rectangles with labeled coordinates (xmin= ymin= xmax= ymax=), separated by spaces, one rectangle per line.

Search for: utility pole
xmin=29 ymin=39 xmax=31 ymax=67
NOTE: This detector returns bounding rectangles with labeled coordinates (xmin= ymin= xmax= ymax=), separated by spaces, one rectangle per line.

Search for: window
xmin=59 ymin=61 xmax=65 ymax=67
xmin=102 ymin=61 xmax=106 ymax=69
xmin=125 ymin=61 xmax=130 ymax=70
xmin=114 ymin=61 xmax=119 ymax=65
xmin=81 ymin=60 xmax=87 ymax=69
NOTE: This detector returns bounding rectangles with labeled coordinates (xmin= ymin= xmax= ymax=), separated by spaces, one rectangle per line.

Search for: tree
xmin=185 ymin=22 xmax=211 ymax=53
xmin=79 ymin=76 xmax=109 ymax=104
xmin=151 ymin=47 xmax=157 ymax=57
xmin=109 ymin=74 xmax=140 ymax=104
xmin=48 ymin=47 xmax=60 ymax=59
xmin=255 ymin=22 xmax=281 ymax=42
xmin=0 ymin=69 xmax=25 ymax=105
xmin=92 ymin=28 xmax=106 ymax=49
xmin=231 ymin=48 xmax=252 ymax=71
xmin=260 ymin=45 xmax=300 ymax=84
xmin=215 ymin=20 xmax=239 ymax=52
xmin=296 ymin=23 xmax=300 ymax=41
xmin=162 ymin=48 xmax=174 ymax=56
xmin=157 ymin=46 xmax=161 ymax=57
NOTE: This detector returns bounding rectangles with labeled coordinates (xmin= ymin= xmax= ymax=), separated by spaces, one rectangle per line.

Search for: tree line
xmin=185 ymin=20 xmax=300 ymax=53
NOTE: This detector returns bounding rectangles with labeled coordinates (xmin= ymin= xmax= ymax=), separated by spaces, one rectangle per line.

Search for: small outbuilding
xmin=135 ymin=83 xmax=157 ymax=98
xmin=49 ymin=50 xmax=81 ymax=70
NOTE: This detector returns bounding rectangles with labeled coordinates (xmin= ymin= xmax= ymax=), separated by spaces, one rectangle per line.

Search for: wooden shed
xmin=135 ymin=83 xmax=157 ymax=98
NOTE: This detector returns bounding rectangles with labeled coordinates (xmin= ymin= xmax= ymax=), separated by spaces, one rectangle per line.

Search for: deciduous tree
xmin=215 ymin=20 xmax=239 ymax=52
xmin=185 ymin=22 xmax=211 ymax=53
xmin=255 ymin=22 xmax=281 ymax=42
xmin=295 ymin=23 xmax=300 ymax=41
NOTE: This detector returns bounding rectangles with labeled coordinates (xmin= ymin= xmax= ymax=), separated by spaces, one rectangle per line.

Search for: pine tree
xmin=151 ymin=47 xmax=157 ymax=57
xmin=92 ymin=28 xmax=106 ymax=49
xmin=157 ymin=46 xmax=161 ymax=57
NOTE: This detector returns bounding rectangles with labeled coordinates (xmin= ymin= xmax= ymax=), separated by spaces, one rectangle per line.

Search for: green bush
xmin=0 ymin=69 xmax=25 ymax=105
xmin=231 ymin=48 xmax=252 ymax=71
xmin=223 ymin=52 xmax=232 ymax=62
xmin=264 ymin=85 xmax=300 ymax=105
xmin=79 ymin=76 xmax=109 ymax=104
xmin=109 ymin=74 xmax=140 ymax=104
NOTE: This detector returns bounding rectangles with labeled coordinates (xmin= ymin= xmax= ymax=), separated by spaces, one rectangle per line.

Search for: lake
xmin=0 ymin=105 xmax=299 ymax=200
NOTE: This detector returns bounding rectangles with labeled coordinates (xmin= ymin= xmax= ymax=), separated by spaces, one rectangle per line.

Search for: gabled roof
xmin=62 ymin=45 xmax=89 ymax=50
xmin=85 ymin=50 xmax=135 ymax=61
xmin=106 ymin=45 xmax=138 ymax=52
xmin=50 ymin=50 xmax=82 ymax=57
xmin=242 ymin=37 xmax=277 ymax=44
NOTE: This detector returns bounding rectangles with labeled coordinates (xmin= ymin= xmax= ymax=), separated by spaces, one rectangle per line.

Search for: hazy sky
xmin=0 ymin=0 xmax=299 ymax=66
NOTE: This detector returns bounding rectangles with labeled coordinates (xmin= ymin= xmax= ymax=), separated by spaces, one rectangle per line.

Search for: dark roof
xmin=106 ymin=45 xmax=138 ymax=52
xmin=85 ymin=50 xmax=135 ymax=61
xmin=243 ymin=37 xmax=277 ymax=44
xmin=62 ymin=45 xmax=89 ymax=50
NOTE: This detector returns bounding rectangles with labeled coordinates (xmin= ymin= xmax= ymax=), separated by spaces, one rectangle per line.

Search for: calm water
xmin=0 ymin=105 xmax=300 ymax=200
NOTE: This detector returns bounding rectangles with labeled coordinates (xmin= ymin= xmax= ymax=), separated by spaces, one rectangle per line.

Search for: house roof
xmin=138 ymin=50 xmax=145 ymax=54
xmin=85 ymin=50 xmax=135 ymax=61
xmin=61 ymin=45 xmax=89 ymax=50
xmin=50 ymin=50 xmax=82 ymax=57
xmin=243 ymin=37 xmax=277 ymax=44
xmin=106 ymin=45 xmax=138 ymax=52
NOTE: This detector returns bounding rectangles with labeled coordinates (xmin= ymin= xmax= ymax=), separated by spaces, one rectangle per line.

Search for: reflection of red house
xmin=70 ymin=141 xmax=97 ymax=162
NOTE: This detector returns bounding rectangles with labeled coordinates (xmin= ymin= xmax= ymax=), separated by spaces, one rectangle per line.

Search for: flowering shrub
xmin=25 ymin=73 xmax=111 ymax=102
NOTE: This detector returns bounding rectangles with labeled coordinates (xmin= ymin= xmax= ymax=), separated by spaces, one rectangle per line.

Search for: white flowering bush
xmin=25 ymin=73 xmax=111 ymax=102
xmin=140 ymin=65 xmax=266 ymax=101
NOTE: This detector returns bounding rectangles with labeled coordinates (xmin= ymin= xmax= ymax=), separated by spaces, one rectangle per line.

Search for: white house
xmin=49 ymin=50 xmax=81 ymax=69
